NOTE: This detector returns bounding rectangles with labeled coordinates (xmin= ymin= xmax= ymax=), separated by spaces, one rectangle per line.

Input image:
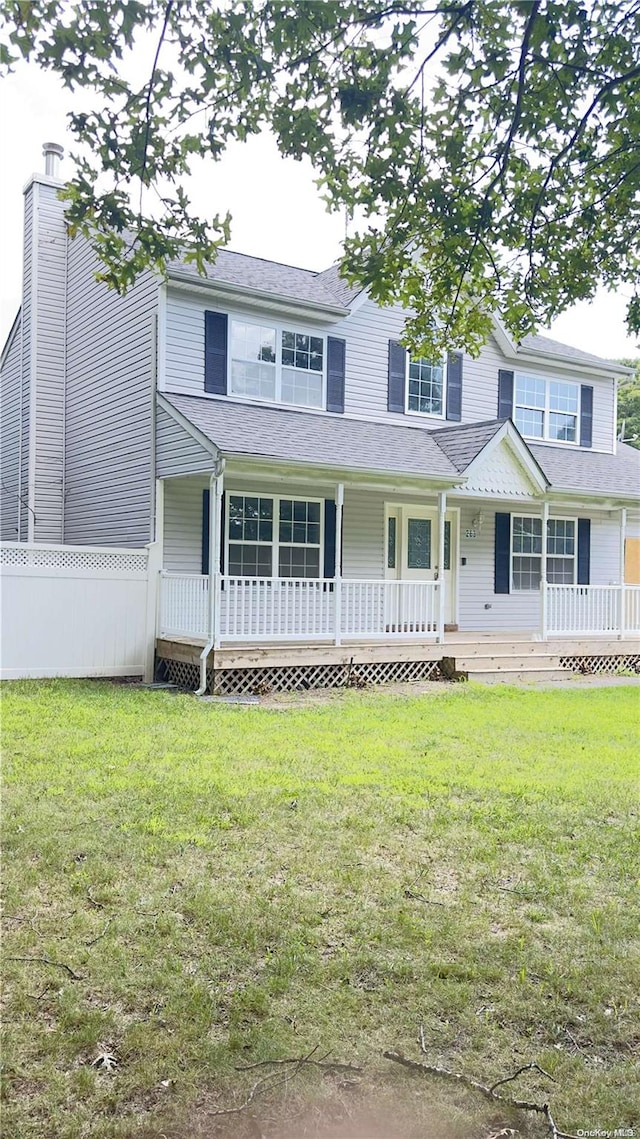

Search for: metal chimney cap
xmin=42 ymin=142 xmax=64 ymax=177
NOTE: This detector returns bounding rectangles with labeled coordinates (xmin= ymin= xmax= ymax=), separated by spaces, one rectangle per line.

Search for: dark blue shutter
xmin=204 ymin=311 xmax=228 ymax=394
xmin=446 ymin=351 xmax=463 ymax=421
xmin=201 ymin=489 xmax=225 ymax=574
xmin=498 ymin=370 xmax=514 ymax=419
xmin=324 ymin=499 xmax=337 ymax=578
xmin=577 ymin=518 xmax=591 ymax=584
xmin=494 ymin=512 xmax=511 ymax=593
xmin=326 ymin=337 xmax=346 ymax=413
xmin=388 ymin=340 xmax=407 ymax=413
xmin=580 ymin=386 xmax=593 ymax=448
xmin=201 ymin=489 xmax=210 ymax=574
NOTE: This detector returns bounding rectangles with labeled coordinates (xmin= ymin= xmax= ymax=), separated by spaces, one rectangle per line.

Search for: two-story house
xmin=2 ymin=145 xmax=639 ymax=692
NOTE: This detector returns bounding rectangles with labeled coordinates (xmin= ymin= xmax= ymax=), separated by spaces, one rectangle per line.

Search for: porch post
xmin=437 ymin=491 xmax=446 ymax=644
xmin=619 ymin=507 xmax=627 ymax=639
xmin=540 ymin=500 xmax=549 ymax=640
xmin=212 ymin=470 xmax=224 ymax=649
xmin=334 ymin=483 xmax=344 ymax=646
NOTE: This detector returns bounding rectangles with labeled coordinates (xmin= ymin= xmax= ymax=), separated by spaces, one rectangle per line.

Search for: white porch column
xmin=437 ymin=491 xmax=447 ymax=644
xmin=334 ymin=483 xmax=344 ymax=646
xmin=619 ymin=507 xmax=627 ymax=639
xmin=540 ymin=500 xmax=549 ymax=640
xmin=212 ymin=469 xmax=225 ymax=649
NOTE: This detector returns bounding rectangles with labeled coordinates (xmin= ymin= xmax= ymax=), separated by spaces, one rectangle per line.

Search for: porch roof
xmin=530 ymin=440 xmax=640 ymax=499
xmin=161 ymin=394 xmax=460 ymax=481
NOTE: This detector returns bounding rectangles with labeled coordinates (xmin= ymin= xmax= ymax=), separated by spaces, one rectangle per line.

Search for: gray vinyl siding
xmin=0 ymin=321 xmax=22 ymax=539
xmin=20 ymin=190 xmax=32 ymax=540
xmin=163 ymin=474 xmax=209 ymax=572
xmin=64 ymin=235 xmax=157 ymax=546
xmin=162 ymin=288 xmax=617 ymax=454
xmin=156 ymin=405 xmax=216 ymax=478
xmin=32 ymin=182 xmax=66 ymax=542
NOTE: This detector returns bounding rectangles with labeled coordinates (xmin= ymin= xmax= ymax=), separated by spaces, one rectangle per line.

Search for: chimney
xmin=42 ymin=141 xmax=64 ymax=179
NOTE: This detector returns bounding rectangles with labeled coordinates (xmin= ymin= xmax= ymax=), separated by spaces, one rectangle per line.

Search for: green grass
xmin=2 ymin=680 xmax=639 ymax=1139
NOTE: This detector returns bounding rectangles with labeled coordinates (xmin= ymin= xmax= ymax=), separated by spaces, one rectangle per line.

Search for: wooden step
xmin=468 ymin=668 xmax=573 ymax=684
xmin=456 ymin=653 xmax=564 ymax=671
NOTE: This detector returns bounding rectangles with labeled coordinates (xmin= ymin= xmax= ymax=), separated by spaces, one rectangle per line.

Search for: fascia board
xmin=167 ymin=270 xmax=350 ymax=320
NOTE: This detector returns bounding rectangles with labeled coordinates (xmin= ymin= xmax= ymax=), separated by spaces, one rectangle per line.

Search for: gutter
xmin=196 ymin=457 xmax=225 ymax=697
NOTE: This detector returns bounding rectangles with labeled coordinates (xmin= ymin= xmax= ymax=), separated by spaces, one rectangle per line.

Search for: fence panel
xmin=0 ymin=542 xmax=153 ymax=679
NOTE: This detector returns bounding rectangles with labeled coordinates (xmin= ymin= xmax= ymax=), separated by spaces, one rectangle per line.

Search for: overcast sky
xmin=1 ymin=61 xmax=638 ymax=362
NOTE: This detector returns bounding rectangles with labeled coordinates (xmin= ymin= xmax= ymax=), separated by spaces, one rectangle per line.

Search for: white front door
xmin=386 ymin=506 xmax=457 ymax=624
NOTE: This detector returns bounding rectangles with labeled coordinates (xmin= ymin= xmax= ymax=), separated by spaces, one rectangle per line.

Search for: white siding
xmin=20 ymin=190 xmax=32 ymax=541
xmin=163 ymin=474 xmax=208 ymax=572
xmin=0 ymin=321 xmax=22 ymax=540
xmin=64 ymin=236 xmax=157 ymax=547
xmin=156 ymin=406 xmax=216 ymax=478
xmin=162 ymin=288 xmax=617 ymax=454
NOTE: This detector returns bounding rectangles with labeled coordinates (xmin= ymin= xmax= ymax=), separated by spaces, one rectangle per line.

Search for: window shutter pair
xmin=494 ymin=512 xmax=590 ymax=594
xmin=497 ymin=369 xmax=594 ymax=447
xmin=203 ymin=491 xmax=339 ymax=578
xmin=388 ymin=342 xmax=463 ymax=420
xmin=204 ymin=311 xmax=346 ymax=413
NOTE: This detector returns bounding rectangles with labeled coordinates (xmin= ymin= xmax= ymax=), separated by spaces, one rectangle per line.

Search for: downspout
xmin=196 ymin=458 xmax=225 ymax=695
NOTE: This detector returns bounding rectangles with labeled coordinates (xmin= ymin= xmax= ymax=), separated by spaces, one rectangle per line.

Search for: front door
xmin=386 ymin=506 xmax=456 ymax=624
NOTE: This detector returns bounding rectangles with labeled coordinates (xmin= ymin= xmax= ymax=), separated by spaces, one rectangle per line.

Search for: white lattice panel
xmin=560 ymin=654 xmax=640 ymax=675
xmin=0 ymin=543 xmax=147 ymax=574
xmin=159 ymin=656 xmax=441 ymax=696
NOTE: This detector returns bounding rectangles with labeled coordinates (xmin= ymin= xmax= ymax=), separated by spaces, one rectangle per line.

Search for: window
xmin=514 ymin=374 xmax=579 ymax=443
xmin=407 ymin=357 xmax=445 ymax=416
xmin=511 ymin=516 xmax=577 ymax=590
xmin=278 ymin=499 xmax=321 ymax=578
xmin=407 ymin=517 xmax=432 ymax=568
xmin=226 ymin=494 xmax=323 ymax=578
xmin=230 ymin=320 xmax=324 ymax=409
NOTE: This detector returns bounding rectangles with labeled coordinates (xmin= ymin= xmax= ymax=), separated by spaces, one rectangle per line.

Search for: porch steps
xmin=453 ymin=649 xmax=572 ymax=685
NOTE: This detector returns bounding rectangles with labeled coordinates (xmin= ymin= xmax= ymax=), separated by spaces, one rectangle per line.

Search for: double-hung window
xmin=407 ymin=357 xmax=445 ymax=416
xmin=514 ymin=375 xmax=579 ymax=443
xmin=230 ymin=320 xmax=324 ymax=409
xmin=226 ymin=494 xmax=323 ymax=578
xmin=511 ymin=516 xmax=576 ymax=590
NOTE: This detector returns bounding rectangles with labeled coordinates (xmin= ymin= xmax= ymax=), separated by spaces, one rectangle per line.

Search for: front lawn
xmin=2 ymin=681 xmax=639 ymax=1138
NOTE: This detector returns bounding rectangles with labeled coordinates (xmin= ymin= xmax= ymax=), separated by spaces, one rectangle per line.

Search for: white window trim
xmin=405 ymin=354 xmax=447 ymax=420
xmin=514 ymin=372 xmax=580 ymax=446
xmin=225 ymin=493 xmax=325 ymax=579
xmin=510 ymin=513 xmax=578 ymax=592
xmin=229 ymin=315 xmax=326 ymax=411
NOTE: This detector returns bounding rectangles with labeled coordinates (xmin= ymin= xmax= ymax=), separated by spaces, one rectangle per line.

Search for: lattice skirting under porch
xmin=559 ymin=654 xmax=640 ymax=675
xmin=157 ymin=656 xmax=442 ymax=695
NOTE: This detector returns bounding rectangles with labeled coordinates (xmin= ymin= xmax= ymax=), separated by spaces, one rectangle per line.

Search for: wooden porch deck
xmin=156 ymin=632 xmax=640 ymax=691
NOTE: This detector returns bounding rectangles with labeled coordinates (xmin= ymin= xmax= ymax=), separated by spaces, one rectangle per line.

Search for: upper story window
xmin=514 ymin=374 xmax=579 ymax=443
xmin=407 ymin=357 xmax=445 ymax=417
xmin=230 ymin=320 xmax=324 ymax=409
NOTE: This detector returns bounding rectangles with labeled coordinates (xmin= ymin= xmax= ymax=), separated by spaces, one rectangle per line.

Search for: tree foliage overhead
xmin=617 ymin=358 xmax=640 ymax=448
xmin=2 ymin=0 xmax=639 ymax=355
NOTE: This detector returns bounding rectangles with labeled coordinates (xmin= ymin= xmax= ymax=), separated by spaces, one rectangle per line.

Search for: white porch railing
xmin=545 ymin=583 xmax=640 ymax=637
xmin=159 ymin=573 xmax=209 ymax=639
xmin=158 ymin=572 xmax=442 ymax=643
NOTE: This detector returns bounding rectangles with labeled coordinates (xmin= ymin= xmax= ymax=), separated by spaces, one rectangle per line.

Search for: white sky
xmin=1 ymin=62 xmax=638 ymax=362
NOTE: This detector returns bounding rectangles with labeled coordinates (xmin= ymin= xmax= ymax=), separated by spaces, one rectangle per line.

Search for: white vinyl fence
xmin=0 ymin=542 xmax=160 ymax=680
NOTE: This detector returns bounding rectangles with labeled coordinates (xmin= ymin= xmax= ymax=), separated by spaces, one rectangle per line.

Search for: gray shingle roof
xmin=167 ymin=250 xmax=348 ymax=310
xmin=164 ymin=394 xmax=459 ymax=480
xmin=529 ymin=441 xmax=640 ymax=498
xmin=519 ymin=333 xmax=627 ymax=372
xmin=429 ymin=419 xmax=505 ymax=472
